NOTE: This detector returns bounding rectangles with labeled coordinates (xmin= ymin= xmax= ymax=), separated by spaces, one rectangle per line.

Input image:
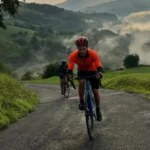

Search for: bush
xmin=1 ymin=109 xmax=19 ymax=123
xmin=0 ymin=113 xmax=10 ymax=129
xmin=21 ymin=70 xmax=33 ymax=80
xmin=0 ymin=61 xmax=14 ymax=77
xmin=42 ymin=62 xmax=59 ymax=78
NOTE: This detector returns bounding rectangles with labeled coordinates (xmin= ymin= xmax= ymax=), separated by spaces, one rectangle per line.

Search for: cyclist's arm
xmin=57 ymin=66 xmax=65 ymax=77
xmin=93 ymin=51 xmax=103 ymax=74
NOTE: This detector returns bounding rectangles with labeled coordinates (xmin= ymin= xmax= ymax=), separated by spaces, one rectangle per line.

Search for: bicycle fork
xmin=85 ymin=92 xmax=95 ymax=117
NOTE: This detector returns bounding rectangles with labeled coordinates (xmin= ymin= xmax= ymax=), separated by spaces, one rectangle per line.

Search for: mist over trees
xmin=2 ymin=1 xmax=149 ymax=78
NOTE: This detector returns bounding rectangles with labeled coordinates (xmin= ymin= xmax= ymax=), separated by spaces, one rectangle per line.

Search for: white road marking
xmin=69 ymin=92 xmax=124 ymax=99
xmin=101 ymin=92 xmax=124 ymax=96
xmin=69 ymin=96 xmax=79 ymax=100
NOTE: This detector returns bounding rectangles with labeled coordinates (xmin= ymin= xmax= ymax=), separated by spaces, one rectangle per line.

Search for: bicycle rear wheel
xmin=64 ymin=82 xmax=70 ymax=98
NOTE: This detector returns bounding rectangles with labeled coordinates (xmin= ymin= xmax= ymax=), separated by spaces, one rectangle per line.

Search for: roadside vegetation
xmin=102 ymin=67 xmax=150 ymax=95
xmin=0 ymin=73 xmax=39 ymax=129
xmin=24 ymin=65 xmax=150 ymax=95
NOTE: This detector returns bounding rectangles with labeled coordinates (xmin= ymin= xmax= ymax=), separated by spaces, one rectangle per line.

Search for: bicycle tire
xmin=85 ymin=114 xmax=94 ymax=140
xmin=85 ymin=93 xmax=94 ymax=140
xmin=64 ymin=82 xmax=70 ymax=98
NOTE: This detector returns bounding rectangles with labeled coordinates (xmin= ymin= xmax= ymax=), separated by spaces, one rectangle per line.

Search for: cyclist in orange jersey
xmin=67 ymin=37 xmax=103 ymax=121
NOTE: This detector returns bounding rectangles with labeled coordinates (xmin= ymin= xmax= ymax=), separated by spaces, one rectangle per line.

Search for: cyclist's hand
xmin=96 ymin=72 xmax=103 ymax=79
xmin=67 ymin=75 xmax=76 ymax=89
xmin=58 ymin=73 xmax=63 ymax=76
xmin=67 ymin=74 xmax=73 ymax=81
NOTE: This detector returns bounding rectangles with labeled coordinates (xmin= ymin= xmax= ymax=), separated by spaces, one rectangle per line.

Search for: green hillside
xmin=0 ymin=2 xmax=119 ymax=75
xmin=0 ymin=25 xmax=35 ymax=41
xmin=14 ymin=3 xmax=117 ymax=31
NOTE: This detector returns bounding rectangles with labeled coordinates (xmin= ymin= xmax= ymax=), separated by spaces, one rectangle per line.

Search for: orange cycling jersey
xmin=68 ymin=49 xmax=102 ymax=71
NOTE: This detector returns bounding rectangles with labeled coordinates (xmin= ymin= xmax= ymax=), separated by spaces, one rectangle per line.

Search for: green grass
xmin=25 ymin=66 xmax=150 ymax=95
xmin=103 ymin=73 xmax=150 ymax=94
xmin=0 ymin=73 xmax=39 ymax=129
xmin=25 ymin=76 xmax=60 ymax=84
xmin=107 ymin=67 xmax=150 ymax=74
xmin=23 ymin=76 xmax=79 ymax=85
xmin=102 ymin=67 xmax=150 ymax=95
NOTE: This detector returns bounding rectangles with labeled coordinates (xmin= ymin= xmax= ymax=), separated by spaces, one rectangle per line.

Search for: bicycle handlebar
xmin=68 ymin=79 xmax=76 ymax=89
xmin=74 ymin=75 xmax=97 ymax=80
xmin=74 ymin=75 xmax=102 ymax=87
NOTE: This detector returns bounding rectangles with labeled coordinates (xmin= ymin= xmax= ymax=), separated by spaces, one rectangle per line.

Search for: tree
xmin=18 ymin=31 xmax=23 ymax=36
xmin=37 ymin=31 xmax=48 ymax=38
xmin=20 ymin=47 xmax=33 ymax=63
xmin=11 ymin=33 xmax=18 ymax=38
xmin=23 ymin=31 xmax=28 ymax=37
xmin=38 ymin=26 xmax=45 ymax=32
xmin=14 ymin=38 xmax=28 ymax=46
xmin=40 ymin=39 xmax=45 ymax=46
xmin=28 ymin=24 xmax=36 ymax=30
xmin=30 ymin=36 xmax=40 ymax=50
xmin=0 ymin=0 xmax=23 ymax=29
xmin=123 ymin=54 xmax=140 ymax=68
xmin=47 ymin=28 xmax=53 ymax=34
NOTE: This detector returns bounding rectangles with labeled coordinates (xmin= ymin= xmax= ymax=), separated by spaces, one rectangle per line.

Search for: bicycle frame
xmin=61 ymin=75 xmax=76 ymax=98
xmin=62 ymin=76 xmax=70 ymax=98
xmin=85 ymin=80 xmax=95 ymax=117
xmin=74 ymin=76 xmax=97 ymax=140
xmin=62 ymin=75 xmax=67 ymax=82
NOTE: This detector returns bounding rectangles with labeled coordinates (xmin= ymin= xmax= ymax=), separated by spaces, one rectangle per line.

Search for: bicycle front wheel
xmin=85 ymin=93 xmax=95 ymax=140
xmin=64 ymin=82 xmax=70 ymax=98
xmin=86 ymin=114 xmax=94 ymax=140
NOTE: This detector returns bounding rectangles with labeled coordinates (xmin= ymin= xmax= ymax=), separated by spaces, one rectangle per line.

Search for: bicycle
xmin=74 ymin=76 xmax=97 ymax=140
xmin=62 ymin=75 xmax=76 ymax=98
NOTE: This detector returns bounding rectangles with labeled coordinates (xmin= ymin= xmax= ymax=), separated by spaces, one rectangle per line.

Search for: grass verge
xmin=103 ymin=73 xmax=150 ymax=95
xmin=0 ymin=73 xmax=39 ymax=129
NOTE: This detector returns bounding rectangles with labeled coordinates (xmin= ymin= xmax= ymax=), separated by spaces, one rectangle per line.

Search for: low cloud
xmin=17 ymin=10 xmax=150 ymax=74
xmin=125 ymin=11 xmax=150 ymax=22
xmin=85 ymin=19 xmax=95 ymax=23
xmin=62 ymin=11 xmax=150 ymax=69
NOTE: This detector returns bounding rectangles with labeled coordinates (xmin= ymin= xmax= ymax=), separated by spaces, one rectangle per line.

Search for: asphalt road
xmin=0 ymin=83 xmax=150 ymax=150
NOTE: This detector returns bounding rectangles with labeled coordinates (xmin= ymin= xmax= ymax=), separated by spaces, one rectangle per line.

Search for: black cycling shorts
xmin=59 ymin=73 xmax=67 ymax=80
xmin=59 ymin=75 xmax=64 ymax=79
xmin=77 ymin=70 xmax=100 ymax=89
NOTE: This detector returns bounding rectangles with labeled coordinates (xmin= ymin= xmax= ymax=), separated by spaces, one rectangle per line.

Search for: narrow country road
xmin=0 ymin=83 xmax=150 ymax=150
